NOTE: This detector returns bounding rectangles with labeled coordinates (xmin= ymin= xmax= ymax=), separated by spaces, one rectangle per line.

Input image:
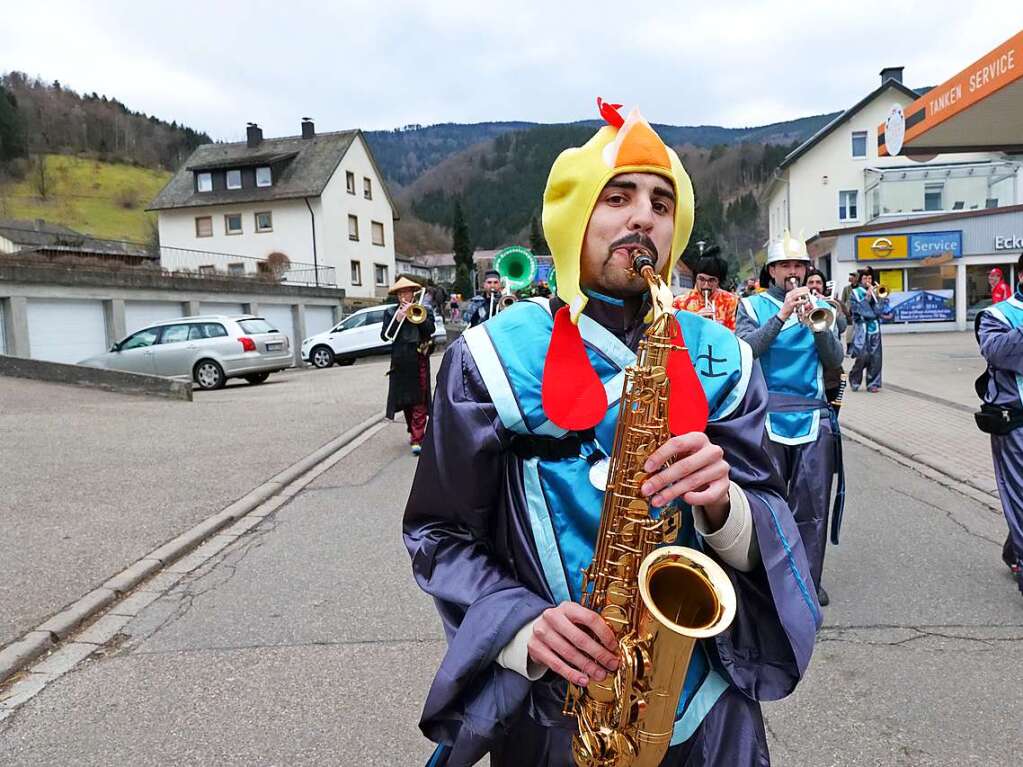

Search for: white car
xmin=301 ymin=304 xmax=446 ymax=368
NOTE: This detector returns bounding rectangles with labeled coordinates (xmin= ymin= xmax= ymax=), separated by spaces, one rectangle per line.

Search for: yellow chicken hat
xmin=541 ymin=98 xmax=695 ymax=322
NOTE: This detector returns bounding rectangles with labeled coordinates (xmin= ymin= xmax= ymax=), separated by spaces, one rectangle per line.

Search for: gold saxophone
xmin=563 ymin=250 xmax=737 ymax=767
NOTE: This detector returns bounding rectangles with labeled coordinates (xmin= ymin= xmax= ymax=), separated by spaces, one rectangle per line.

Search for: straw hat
xmin=388 ymin=276 xmax=422 ymax=294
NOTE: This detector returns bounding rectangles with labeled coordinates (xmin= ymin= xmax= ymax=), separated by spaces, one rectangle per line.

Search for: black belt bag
xmin=974 ymin=404 xmax=1023 ymax=435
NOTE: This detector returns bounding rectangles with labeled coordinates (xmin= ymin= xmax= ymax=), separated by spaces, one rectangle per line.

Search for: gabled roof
xmin=778 ymin=79 xmax=921 ymax=171
xmin=0 ymin=218 xmax=151 ymax=258
xmin=149 ymin=130 xmax=392 ymax=212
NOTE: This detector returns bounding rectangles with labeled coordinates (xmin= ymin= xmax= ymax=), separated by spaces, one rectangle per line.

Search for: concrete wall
xmin=0 ymin=262 xmax=344 ymax=367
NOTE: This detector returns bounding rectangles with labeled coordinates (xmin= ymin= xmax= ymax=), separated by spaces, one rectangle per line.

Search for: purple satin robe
xmin=403 ymin=300 xmax=820 ymax=766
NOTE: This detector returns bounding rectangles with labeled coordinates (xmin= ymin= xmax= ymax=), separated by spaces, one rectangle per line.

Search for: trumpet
xmin=874 ymin=284 xmax=889 ymax=299
xmin=383 ymin=287 xmax=428 ymax=341
xmin=805 ymin=289 xmax=836 ymax=332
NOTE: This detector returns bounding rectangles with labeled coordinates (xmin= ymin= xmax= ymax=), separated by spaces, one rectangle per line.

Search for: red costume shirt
xmin=992 ymin=281 xmax=1012 ymax=304
xmin=672 ymin=289 xmax=738 ymax=331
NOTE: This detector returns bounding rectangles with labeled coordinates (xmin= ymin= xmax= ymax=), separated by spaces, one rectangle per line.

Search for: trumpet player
xmin=464 ymin=270 xmax=504 ymax=327
xmin=402 ymin=103 xmax=818 ymax=767
xmin=736 ymin=232 xmax=844 ymax=606
xmin=672 ymin=252 xmax=738 ymax=330
xmin=806 ymin=268 xmax=848 ymax=409
xmin=848 ymin=270 xmax=892 ymax=393
xmin=381 ymin=277 xmax=436 ymax=456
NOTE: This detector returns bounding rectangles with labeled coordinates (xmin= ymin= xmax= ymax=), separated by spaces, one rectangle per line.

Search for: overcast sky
xmin=6 ymin=1 xmax=1023 ymax=141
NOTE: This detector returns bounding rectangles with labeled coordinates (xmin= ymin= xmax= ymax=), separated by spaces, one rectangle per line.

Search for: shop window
xmin=966 ymin=263 xmax=1015 ymax=320
xmin=893 ymin=265 xmax=956 ymax=323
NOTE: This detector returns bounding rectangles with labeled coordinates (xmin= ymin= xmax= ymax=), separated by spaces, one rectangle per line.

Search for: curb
xmin=0 ymin=355 xmax=193 ymax=401
xmin=842 ymin=424 xmax=1002 ymax=513
xmin=0 ymin=411 xmax=386 ymax=685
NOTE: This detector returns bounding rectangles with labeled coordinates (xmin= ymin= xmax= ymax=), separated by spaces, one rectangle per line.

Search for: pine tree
xmin=452 ymin=200 xmax=475 ymax=297
xmin=0 ymin=86 xmax=27 ymax=162
xmin=528 ymin=214 xmax=549 ymax=255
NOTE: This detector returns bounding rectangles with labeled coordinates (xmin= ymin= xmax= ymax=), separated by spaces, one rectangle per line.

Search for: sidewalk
xmin=838 ymin=331 xmax=1000 ymax=503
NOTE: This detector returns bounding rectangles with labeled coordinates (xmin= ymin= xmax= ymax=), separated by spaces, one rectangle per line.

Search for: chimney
xmin=301 ymin=117 xmax=315 ymax=139
xmin=879 ymin=66 xmax=904 ymax=85
xmin=246 ymin=122 xmax=263 ymax=148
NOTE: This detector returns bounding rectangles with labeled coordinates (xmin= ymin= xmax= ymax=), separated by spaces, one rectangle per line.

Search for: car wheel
xmin=337 ymin=357 xmax=356 ymax=367
xmin=244 ymin=372 xmax=270 ymax=385
xmin=310 ymin=345 xmax=335 ymax=369
xmin=194 ymin=359 xmax=226 ymax=390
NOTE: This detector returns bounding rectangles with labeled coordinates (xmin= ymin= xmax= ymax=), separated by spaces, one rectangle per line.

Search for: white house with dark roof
xmin=148 ymin=119 xmax=397 ymax=299
xmin=764 ymin=67 xmax=1015 ymax=251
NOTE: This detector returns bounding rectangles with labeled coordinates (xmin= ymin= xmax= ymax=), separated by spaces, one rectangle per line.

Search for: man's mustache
xmin=606 ymin=233 xmax=658 ymax=264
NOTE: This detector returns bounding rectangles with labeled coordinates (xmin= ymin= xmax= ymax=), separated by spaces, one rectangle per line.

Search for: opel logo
xmin=871 ymin=237 xmax=894 ymax=258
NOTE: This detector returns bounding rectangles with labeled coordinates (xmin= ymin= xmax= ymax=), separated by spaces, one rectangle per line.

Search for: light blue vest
xmin=984 ymin=295 xmax=1023 ymax=403
xmin=741 ymin=292 xmax=827 ymax=445
xmin=462 ymin=298 xmax=753 ymax=745
xmin=851 ymin=286 xmax=881 ymax=333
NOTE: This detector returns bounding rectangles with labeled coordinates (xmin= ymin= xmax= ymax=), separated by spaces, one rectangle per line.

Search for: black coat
xmin=381 ymin=305 xmax=435 ymax=419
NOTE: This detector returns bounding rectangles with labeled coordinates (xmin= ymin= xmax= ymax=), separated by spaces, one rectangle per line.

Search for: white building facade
xmin=766 ymin=67 xmax=1023 ymax=331
xmin=149 ymin=121 xmax=397 ymax=299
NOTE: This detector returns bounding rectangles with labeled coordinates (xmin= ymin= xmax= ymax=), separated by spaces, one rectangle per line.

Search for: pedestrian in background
xmin=989 ymin=267 xmax=1012 ymax=304
xmin=806 ymin=268 xmax=847 ymax=407
xmin=975 ymin=252 xmax=1023 ymax=595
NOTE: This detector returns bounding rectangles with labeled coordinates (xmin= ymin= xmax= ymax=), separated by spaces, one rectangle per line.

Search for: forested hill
xmin=364 ymin=111 xmax=839 ymax=191
xmin=390 ymin=121 xmax=803 ymax=274
xmin=0 ymin=72 xmax=210 ymax=170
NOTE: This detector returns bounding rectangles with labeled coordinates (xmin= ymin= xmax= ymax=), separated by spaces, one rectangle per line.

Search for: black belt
xmin=509 ymin=429 xmax=595 ymax=461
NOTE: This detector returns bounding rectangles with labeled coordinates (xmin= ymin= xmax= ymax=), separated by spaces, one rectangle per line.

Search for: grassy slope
xmin=0 ymin=154 xmax=171 ymax=242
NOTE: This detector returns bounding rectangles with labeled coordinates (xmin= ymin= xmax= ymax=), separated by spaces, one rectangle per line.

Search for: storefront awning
xmin=878 ymin=30 xmax=1023 ymax=157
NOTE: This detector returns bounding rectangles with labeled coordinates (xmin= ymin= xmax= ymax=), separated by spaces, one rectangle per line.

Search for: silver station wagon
xmin=79 ymin=315 xmax=293 ymax=390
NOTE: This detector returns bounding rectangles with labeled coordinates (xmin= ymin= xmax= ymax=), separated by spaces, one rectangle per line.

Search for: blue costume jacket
xmin=403 ymin=296 xmax=820 ymax=766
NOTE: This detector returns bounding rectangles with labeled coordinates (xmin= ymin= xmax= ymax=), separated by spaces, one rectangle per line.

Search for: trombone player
xmin=381 ymin=277 xmax=436 ymax=456
xmin=736 ymin=232 xmax=844 ymax=606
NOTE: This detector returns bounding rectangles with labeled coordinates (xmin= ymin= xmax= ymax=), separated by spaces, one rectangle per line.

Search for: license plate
xmin=266 ymin=342 xmax=283 ymax=351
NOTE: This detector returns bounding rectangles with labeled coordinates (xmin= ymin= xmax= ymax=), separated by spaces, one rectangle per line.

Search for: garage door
xmin=306 ymin=305 xmax=336 ymax=337
xmin=260 ymin=305 xmax=296 ymax=347
xmin=124 ymin=301 xmax=185 ymax=335
xmin=26 ymin=299 xmax=108 ymax=364
xmin=199 ymin=302 xmax=246 ymax=316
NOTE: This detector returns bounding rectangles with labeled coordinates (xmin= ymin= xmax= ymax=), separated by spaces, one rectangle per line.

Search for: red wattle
xmin=542 ymin=307 xmax=608 ymax=430
xmin=666 ymin=316 xmax=709 ymax=435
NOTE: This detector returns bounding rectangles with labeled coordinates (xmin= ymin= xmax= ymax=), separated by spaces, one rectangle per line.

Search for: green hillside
xmin=0 ymin=154 xmax=170 ymax=242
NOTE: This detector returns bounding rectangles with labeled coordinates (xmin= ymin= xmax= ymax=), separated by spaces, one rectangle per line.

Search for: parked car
xmin=79 ymin=315 xmax=293 ymax=390
xmin=301 ymin=304 xmax=446 ymax=368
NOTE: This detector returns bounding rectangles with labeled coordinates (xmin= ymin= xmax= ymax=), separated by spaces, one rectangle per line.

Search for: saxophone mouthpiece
xmin=631 ymin=248 xmax=656 ymax=274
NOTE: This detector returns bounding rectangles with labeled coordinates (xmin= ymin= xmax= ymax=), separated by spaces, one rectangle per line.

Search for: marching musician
xmin=735 ymin=234 xmax=844 ymax=607
xmin=464 ymin=270 xmax=503 ymax=327
xmin=975 ymin=252 xmax=1023 ymax=595
xmin=402 ymin=102 xmax=818 ymax=767
xmin=671 ymin=251 xmax=739 ymax=330
xmin=381 ymin=277 xmax=436 ymax=456
xmin=848 ymin=270 xmax=891 ymax=393
xmin=806 ymin=267 xmax=847 ymax=408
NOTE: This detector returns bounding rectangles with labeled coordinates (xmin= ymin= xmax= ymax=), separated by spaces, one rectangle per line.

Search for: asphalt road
xmin=0 ymin=354 xmax=400 ymax=649
xmin=1 ymin=420 xmax=1020 ymax=764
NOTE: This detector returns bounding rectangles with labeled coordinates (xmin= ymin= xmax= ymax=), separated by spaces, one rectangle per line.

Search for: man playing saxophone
xmin=403 ymin=102 xmax=819 ymax=767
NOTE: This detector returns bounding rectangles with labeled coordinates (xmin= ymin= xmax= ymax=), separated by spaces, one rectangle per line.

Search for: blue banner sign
xmin=909 ymin=231 xmax=961 ymax=259
xmin=882 ymin=289 xmax=955 ymax=323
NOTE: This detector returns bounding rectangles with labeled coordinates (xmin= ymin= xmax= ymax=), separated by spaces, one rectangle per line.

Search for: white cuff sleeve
xmin=692 ymin=482 xmax=761 ymax=572
xmin=495 ymin=616 xmax=547 ymax=681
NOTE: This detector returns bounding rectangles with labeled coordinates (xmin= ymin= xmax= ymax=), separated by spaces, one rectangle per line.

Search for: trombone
xmin=383 ymin=287 xmax=428 ymax=341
